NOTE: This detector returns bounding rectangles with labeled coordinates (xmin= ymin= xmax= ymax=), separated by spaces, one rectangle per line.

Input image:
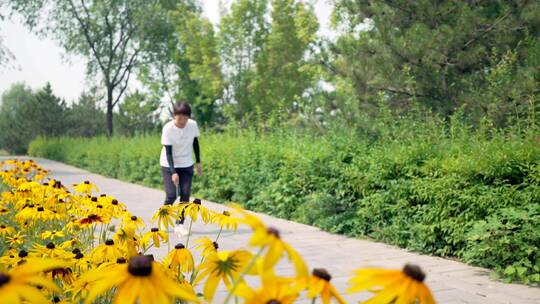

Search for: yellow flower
xmin=347 ymin=264 xmax=435 ymax=304
xmin=40 ymin=230 xmax=65 ymax=240
xmin=73 ymin=180 xmax=99 ymax=194
xmin=6 ymin=232 xmax=25 ymax=247
xmin=81 ymin=254 xmax=198 ymax=304
xmin=164 ymin=243 xmax=194 ymax=274
xmin=91 ymin=239 xmax=125 ymax=264
xmin=305 ymin=268 xmax=347 ymax=304
xmin=104 ymin=198 xmax=126 ymax=217
xmin=194 ymin=250 xmax=253 ymax=301
xmin=211 ymin=210 xmax=240 ymax=231
xmin=235 ymin=206 xmax=308 ymax=279
xmin=151 ymin=205 xmax=179 ymax=231
xmin=0 ymin=249 xmax=23 ymax=268
xmin=122 ymin=213 xmax=146 ymax=231
xmin=0 ymin=224 xmax=15 ymax=237
xmin=48 ymin=267 xmax=76 ymax=285
xmin=113 ymin=227 xmax=140 ymax=257
xmin=194 ymin=237 xmax=218 ymax=257
xmin=234 ymin=270 xmax=300 ymax=304
xmin=0 ymin=258 xmax=66 ymax=303
xmin=32 ymin=242 xmax=71 ymax=259
xmin=176 ymin=198 xmax=212 ymax=223
xmin=76 ymin=213 xmax=108 ymax=227
xmin=142 ymin=228 xmax=168 ymax=248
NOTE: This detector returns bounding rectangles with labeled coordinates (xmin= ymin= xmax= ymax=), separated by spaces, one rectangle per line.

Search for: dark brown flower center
xmin=84 ymin=181 xmax=90 ymax=184
xmin=213 ymin=242 xmax=219 ymax=249
xmin=75 ymin=252 xmax=84 ymax=259
xmin=222 ymin=211 xmax=230 ymax=216
xmin=117 ymin=257 xmax=127 ymax=264
xmin=46 ymin=242 xmax=55 ymax=249
xmin=91 ymin=197 xmax=98 ymax=202
xmin=105 ymin=239 xmax=114 ymax=245
xmin=37 ymin=206 xmax=44 ymax=212
xmin=175 ymin=243 xmax=185 ymax=249
xmin=112 ymin=199 xmax=118 ymax=205
xmin=403 ymin=264 xmax=425 ymax=282
xmin=312 ymin=268 xmax=332 ymax=281
xmin=18 ymin=250 xmax=28 ymax=258
xmin=266 ymin=300 xmax=281 ymax=304
xmin=131 ymin=216 xmax=137 ymax=221
xmin=0 ymin=273 xmax=10 ymax=287
xmin=128 ymin=255 xmax=153 ymax=277
xmin=267 ymin=227 xmax=280 ymax=239
xmin=151 ymin=227 xmax=159 ymax=232
xmin=72 ymin=248 xmax=81 ymax=254
xmin=193 ymin=198 xmax=202 ymax=205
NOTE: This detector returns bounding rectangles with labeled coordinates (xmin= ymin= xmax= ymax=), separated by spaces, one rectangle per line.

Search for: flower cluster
xmin=0 ymin=159 xmax=435 ymax=303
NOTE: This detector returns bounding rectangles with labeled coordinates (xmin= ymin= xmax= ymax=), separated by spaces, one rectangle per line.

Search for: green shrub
xmin=28 ymin=119 xmax=540 ymax=284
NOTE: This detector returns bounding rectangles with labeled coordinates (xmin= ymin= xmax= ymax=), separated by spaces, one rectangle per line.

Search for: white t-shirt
xmin=160 ymin=119 xmax=200 ymax=168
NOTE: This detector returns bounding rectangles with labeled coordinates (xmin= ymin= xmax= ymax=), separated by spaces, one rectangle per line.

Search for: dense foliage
xmin=29 ymin=111 xmax=540 ymax=284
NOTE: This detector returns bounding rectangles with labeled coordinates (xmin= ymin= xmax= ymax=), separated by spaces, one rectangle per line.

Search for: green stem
xmin=214 ymin=227 xmax=223 ymax=243
xmin=185 ymin=218 xmax=194 ymax=248
xmin=223 ymin=247 xmax=265 ymax=304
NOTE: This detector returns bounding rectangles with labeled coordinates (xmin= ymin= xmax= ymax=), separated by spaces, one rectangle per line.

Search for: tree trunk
xmin=106 ymin=87 xmax=114 ymax=136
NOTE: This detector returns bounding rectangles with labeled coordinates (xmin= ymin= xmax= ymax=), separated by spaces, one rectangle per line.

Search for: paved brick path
xmin=3 ymin=157 xmax=539 ymax=303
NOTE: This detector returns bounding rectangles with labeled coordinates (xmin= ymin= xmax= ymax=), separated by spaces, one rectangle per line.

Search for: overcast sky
xmin=0 ymin=1 xmax=334 ymax=104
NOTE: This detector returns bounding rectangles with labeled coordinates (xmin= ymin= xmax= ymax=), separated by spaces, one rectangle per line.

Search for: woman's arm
xmin=193 ymin=137 xmax=201 ymax=164
xmin=164 ymin=145 xmax=175 ymax=174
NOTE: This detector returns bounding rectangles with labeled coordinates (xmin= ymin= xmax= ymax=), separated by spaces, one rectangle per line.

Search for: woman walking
xmin=160 ymin=102 xmax=202 ymax=236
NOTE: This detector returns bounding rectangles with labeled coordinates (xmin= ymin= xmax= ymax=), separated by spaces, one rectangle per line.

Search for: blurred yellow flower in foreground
xmin=0 ymin=258 xmax=66 ymax=304
xmin=348 ymin=264 xmax=435 ymax=304
xmin=81 ymin=255 xmax=198 ymax=304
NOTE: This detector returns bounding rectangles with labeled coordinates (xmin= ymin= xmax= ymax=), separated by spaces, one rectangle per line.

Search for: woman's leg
xmin=161 ymin=166 xmax=177 ymax=205
xmin=178 ymin=165 xmax=194 ymax=202
xmin=174 ymin=165 xmax=193 ymax=224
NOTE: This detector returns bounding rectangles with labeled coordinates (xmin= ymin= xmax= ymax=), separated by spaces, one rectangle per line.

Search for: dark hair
xmin=173 ymin=102 xmax=191 ymax=117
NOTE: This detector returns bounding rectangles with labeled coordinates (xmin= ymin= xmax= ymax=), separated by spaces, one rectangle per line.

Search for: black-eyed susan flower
xmin=6 ymin=232 xmax=25 ymax=247
xmin=194 ymin=250 xmax=253 ymax=301
xmin=104 ymin=198 xmax=126 ymax=217
xmin=0 ymin=258 xmax=66 ymax=303
xmin=0 ymin=249 xmax=21 ymax=268
xmin=176 ymin=198 xmax=212 ymax=223
xmin=211 ymin=210 xmax=240 ymax=231
xmin=48 ymin=267 xmax=76 ymax=285
xmin=40 ymin=230 xmax=65 ymax=240
xmin=151 ymin=205 xmax=180 ymax=231
xmin=73 ymin=180 xmax=99 ymax=195
xmin=235 ymin=206 xmax=308 ymax=279
xmin=90 ymin=239 xmax=125 ymax=263
xmin=122 ymin=213 xmax=146 ymax=231
xmin=194 ymin=237 xmax=218 ymax=257
xmin=348 ymin=264 xmax=435 ymax=304
xmin=305 ymin=268 xmax=347 ymax=304
xmin=234 ymin=270 xmax=300 ymax=304
xmin=113 ymin=226 xmax=140 ymax=257
xmin=164 ymin=243 xmax=194 ymax=274
xmin=32 ymin=242 xmax=71 ymax=259
xmin=142 ymin=228 xmax=168 ymax=248
xmin=81 ymin=254 xmax=198 ymax=304
xmin=0 ymin=224 xmax=15 ymax=237
xmin=76 ymin=214 xmax=107 ymax=227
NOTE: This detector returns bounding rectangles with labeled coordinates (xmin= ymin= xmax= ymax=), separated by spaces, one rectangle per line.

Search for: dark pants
xmin=161 ymin=165 xmax=194 ymax=223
